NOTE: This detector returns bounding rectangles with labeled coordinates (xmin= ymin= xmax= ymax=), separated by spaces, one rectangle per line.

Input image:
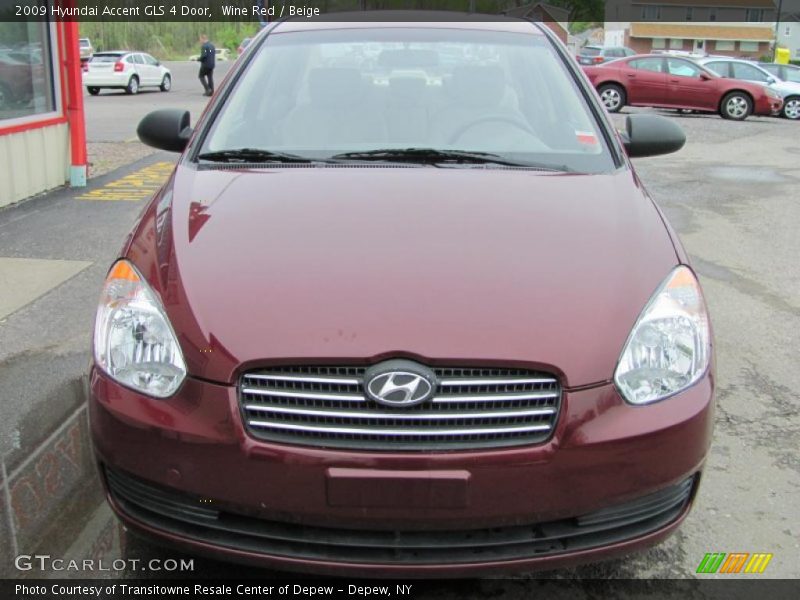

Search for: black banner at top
xmin=0 ymin=0 xmax=794 ymax=23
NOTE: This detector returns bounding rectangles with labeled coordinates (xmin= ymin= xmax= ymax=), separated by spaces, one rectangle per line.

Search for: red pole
xmin=62 ymin=10 xmax=87 ymax=186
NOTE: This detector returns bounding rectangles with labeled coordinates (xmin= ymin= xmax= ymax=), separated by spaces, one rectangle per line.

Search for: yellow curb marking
xmin=77 ymin=161 xmax=175 ymax=201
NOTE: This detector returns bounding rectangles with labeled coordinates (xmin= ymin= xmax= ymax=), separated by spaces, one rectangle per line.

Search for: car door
xmin=666 ymin=58 xmax=716 ymax=110
xmin=133 ymin=53 xmax=155 ymax=86
xmin=623 ymin=57 xmax=667 ymax=105
xmin=142 ymin=54 xmax=162 ymax=85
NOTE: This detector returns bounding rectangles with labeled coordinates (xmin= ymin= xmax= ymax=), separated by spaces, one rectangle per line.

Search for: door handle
xmin=626 ymin=73 xmax=636 ymax=78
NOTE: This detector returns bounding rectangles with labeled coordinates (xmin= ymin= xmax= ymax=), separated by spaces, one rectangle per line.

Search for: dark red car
xmin=91 ymin=17 xmax=714 ymax=576
xmin=584 ymin=54 xmax=783 ymax=120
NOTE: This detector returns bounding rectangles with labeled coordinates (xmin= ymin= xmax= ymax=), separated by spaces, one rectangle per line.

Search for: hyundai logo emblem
xmin=364 ymin=360 xmax=437 ymax=407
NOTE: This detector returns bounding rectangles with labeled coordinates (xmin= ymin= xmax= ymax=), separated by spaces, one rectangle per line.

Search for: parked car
xmin=698 ymin=57 xmax=800 ymax=120
xmin=583 ymin=54 xmax=783 ymax=120
xmin=576 ymin=45 xmax=635 ymax=65
xmin=83 ymin=51 xmax=171 ymax=95
xmin=94 ymin=17 xmax=714 ymax=577
xmin=79 ymin=38 xmax=93 ymax=62
xmin=237 ymin=37 xmax=252 ymax=56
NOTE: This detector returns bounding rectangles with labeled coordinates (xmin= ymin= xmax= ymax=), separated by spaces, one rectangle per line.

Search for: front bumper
xmin=757 ymin=95 xmax=784 ymax=116
xmin=90 ymin=367 xmax=714 ymax=576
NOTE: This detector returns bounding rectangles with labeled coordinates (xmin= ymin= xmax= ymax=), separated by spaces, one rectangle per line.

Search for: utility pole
xmin=774 ymin=0 xmax=784 ymax=61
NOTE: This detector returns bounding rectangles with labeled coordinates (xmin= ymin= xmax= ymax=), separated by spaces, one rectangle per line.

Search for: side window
xmin=704 ymin=61 xmax=730 ymax=77
xmin=125 ymin=55 xmax=135 ymax=64
xmin=731 ymin=63 xmax=770 ymax=83
xmin=133 ymin=54 xmax=144 ymax=65
xmin=629 ymin=57 xmax=663 ymax=73
xmin=143 ymin=54 xmax=158 ymax=66
xmin=667 ymin=58 xmax=701 ymax=78
xmin=783 ymin=68 xmax=800 ymax=84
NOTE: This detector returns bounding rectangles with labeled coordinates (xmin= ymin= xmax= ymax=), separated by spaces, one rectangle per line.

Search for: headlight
xmin=93 ymin=260 xmax=186 ymax=398
xmin=614 ymin=266 xmax=710 ymax=405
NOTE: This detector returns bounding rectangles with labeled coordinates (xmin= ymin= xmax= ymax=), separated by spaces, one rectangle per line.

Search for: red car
xmin=91 ymin=17 xmax=714 ymax=576
xmin=584 ymin=54 xmax=783 ymax=120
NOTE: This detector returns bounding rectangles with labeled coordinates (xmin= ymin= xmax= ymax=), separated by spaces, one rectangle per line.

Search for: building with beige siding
xmin=0 ymin=19 xmax=86 ymax=208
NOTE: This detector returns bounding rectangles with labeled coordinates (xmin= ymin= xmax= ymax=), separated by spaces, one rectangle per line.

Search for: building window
xmin=715 ymin=40 xmax=735 ymax=52
xmin=739 ymin=41 xmax=759 ymax=52
xmin=642 ymin=6 xmax=661 ymax=20
xmin=709 ymin=9 xmax=716 ymax=21
xmin=669 ymin=38 xmax=684 ymax=49
xmin=786 ymin=26 xmax=792 ymax=37
xmin=746 ymin=9 xmax=763 ymax=22
xmin=652 ymin=37 xmax=666 ymax=49
xmin=686 ymin=8 xmax=693 ymax=21
xmin=0 ymin=21 xmax=57 ymax=123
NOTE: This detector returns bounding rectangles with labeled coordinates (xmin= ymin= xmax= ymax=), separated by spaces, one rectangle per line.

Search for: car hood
xmin=133 ymin=166 xmax=679 ymax=388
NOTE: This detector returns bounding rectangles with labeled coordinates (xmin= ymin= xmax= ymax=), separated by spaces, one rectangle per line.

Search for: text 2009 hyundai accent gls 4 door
xmin=90 ymin=16 xmax=714 ymax=576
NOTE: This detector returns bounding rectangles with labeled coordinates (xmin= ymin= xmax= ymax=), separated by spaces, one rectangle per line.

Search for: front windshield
xmin=200 ymin=27 xmax=615 ymax=173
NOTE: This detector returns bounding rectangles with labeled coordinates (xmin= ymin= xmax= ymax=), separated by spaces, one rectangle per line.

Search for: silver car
xmin=83 ymin=51 xmax=172 ymax=96
xmin=698 ymin=57 xmax=800 ymax=120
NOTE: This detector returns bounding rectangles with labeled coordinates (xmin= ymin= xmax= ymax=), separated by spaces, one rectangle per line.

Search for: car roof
xmin=271 ymin=12 xmax=542 ymax=35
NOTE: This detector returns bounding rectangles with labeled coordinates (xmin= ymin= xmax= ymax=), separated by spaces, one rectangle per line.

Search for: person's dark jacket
xmin=200 ymin=41 xmax=216 ymax=69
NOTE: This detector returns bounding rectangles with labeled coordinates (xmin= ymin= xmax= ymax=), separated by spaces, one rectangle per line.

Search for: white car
xmin=698 ymin=57 xmax=800 ymax=120
xmin=83 ymin=51 xmax=171 ymax=96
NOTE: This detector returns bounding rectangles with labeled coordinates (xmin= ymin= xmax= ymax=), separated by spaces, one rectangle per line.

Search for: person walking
xmin=198 ymin=34 xmax=216 ymax=97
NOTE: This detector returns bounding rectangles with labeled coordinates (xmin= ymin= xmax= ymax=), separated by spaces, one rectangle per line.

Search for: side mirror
xmin=699 ymin=72 xmax=711 ymax=81
xmin=766 ymin=76 xmax=776 ymax=84
xmin=137 ymin=109 xmax=192 ymax=153
xmin=621 ymin=114 xmax=686 ymax=158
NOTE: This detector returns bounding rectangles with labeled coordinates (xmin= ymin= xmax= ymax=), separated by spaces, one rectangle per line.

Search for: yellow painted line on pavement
xmin=76 ymin=161 xmax=175 ymax=201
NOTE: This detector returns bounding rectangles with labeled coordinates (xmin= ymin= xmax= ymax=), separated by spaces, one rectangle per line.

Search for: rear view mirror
xmin=137 ymin=109 xmax=192 ymax=153
xmin=621 ymin=114 xmax=686 ymax=158
xmin=699 ymin=72 xmax=711 ymax=81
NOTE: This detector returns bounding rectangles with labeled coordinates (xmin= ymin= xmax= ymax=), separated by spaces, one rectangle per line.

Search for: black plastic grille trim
xmin=106 ymin=467 xmax=695 ymax=565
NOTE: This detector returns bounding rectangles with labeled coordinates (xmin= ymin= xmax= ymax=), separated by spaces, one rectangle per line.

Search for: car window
xmin=667 ymin=58 xmax=702 ymax=78
xmin=581 ymin=47 xmax=601 ymax=56
xmin=143 ymin=54 xmax=158 ymax=66
xmin=704 ymin=61 xmax=730 ymax=77
xmin=760 ymin=63 xmax=779 ymax=76
xmin=624 ymin=48 xmax=635 ymax=56
xmin=732 ymin=62 xmax=770 ymax=83
xmin=91 ymin=54 xmax=123 ymax=63
xmin=782 ymin=67 xmax=800 ymax=83
xmin=629 ymin=57 xmax=663 ymax=73
xmin=132 ymin=54 xmax=144 ymax=65
xmin=201 ymin=28 xmax=616 ymax=174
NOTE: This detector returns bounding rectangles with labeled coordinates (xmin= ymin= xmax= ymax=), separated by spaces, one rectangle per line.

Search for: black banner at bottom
xmin=4 ymin=579 xmax=800 ymax=600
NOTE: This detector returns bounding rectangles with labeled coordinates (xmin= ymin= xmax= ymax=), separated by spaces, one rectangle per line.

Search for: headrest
xmin=448 ymin=66 xmax=506 ymax=108
xmin=309 ymin=68 xmax=363 ymax=107
xmin=378 ymin=49 xmax=439 ymax=69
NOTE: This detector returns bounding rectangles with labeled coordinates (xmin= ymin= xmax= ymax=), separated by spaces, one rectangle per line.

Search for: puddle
xmin=706 ymin=167 xmax=787 ymax=183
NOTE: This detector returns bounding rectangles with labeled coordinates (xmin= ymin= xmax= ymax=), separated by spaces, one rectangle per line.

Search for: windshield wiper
xmin=197 ymin=148 xmax=317 ymax=163
xmin=331 ymin=148 xmax=569 ymax=170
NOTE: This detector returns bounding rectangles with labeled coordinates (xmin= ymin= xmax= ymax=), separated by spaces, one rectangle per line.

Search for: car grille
xmin=105 ymin=467 xmax=696 ymax=565
xmin=238 ymin=366 xmax=562 ymax=451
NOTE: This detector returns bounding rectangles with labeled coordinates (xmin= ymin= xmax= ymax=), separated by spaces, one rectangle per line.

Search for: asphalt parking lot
xmin=83 ymin=61 xmax=233 ymax=142
xmin=0 ymin=87 xmax=798 ymax=583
